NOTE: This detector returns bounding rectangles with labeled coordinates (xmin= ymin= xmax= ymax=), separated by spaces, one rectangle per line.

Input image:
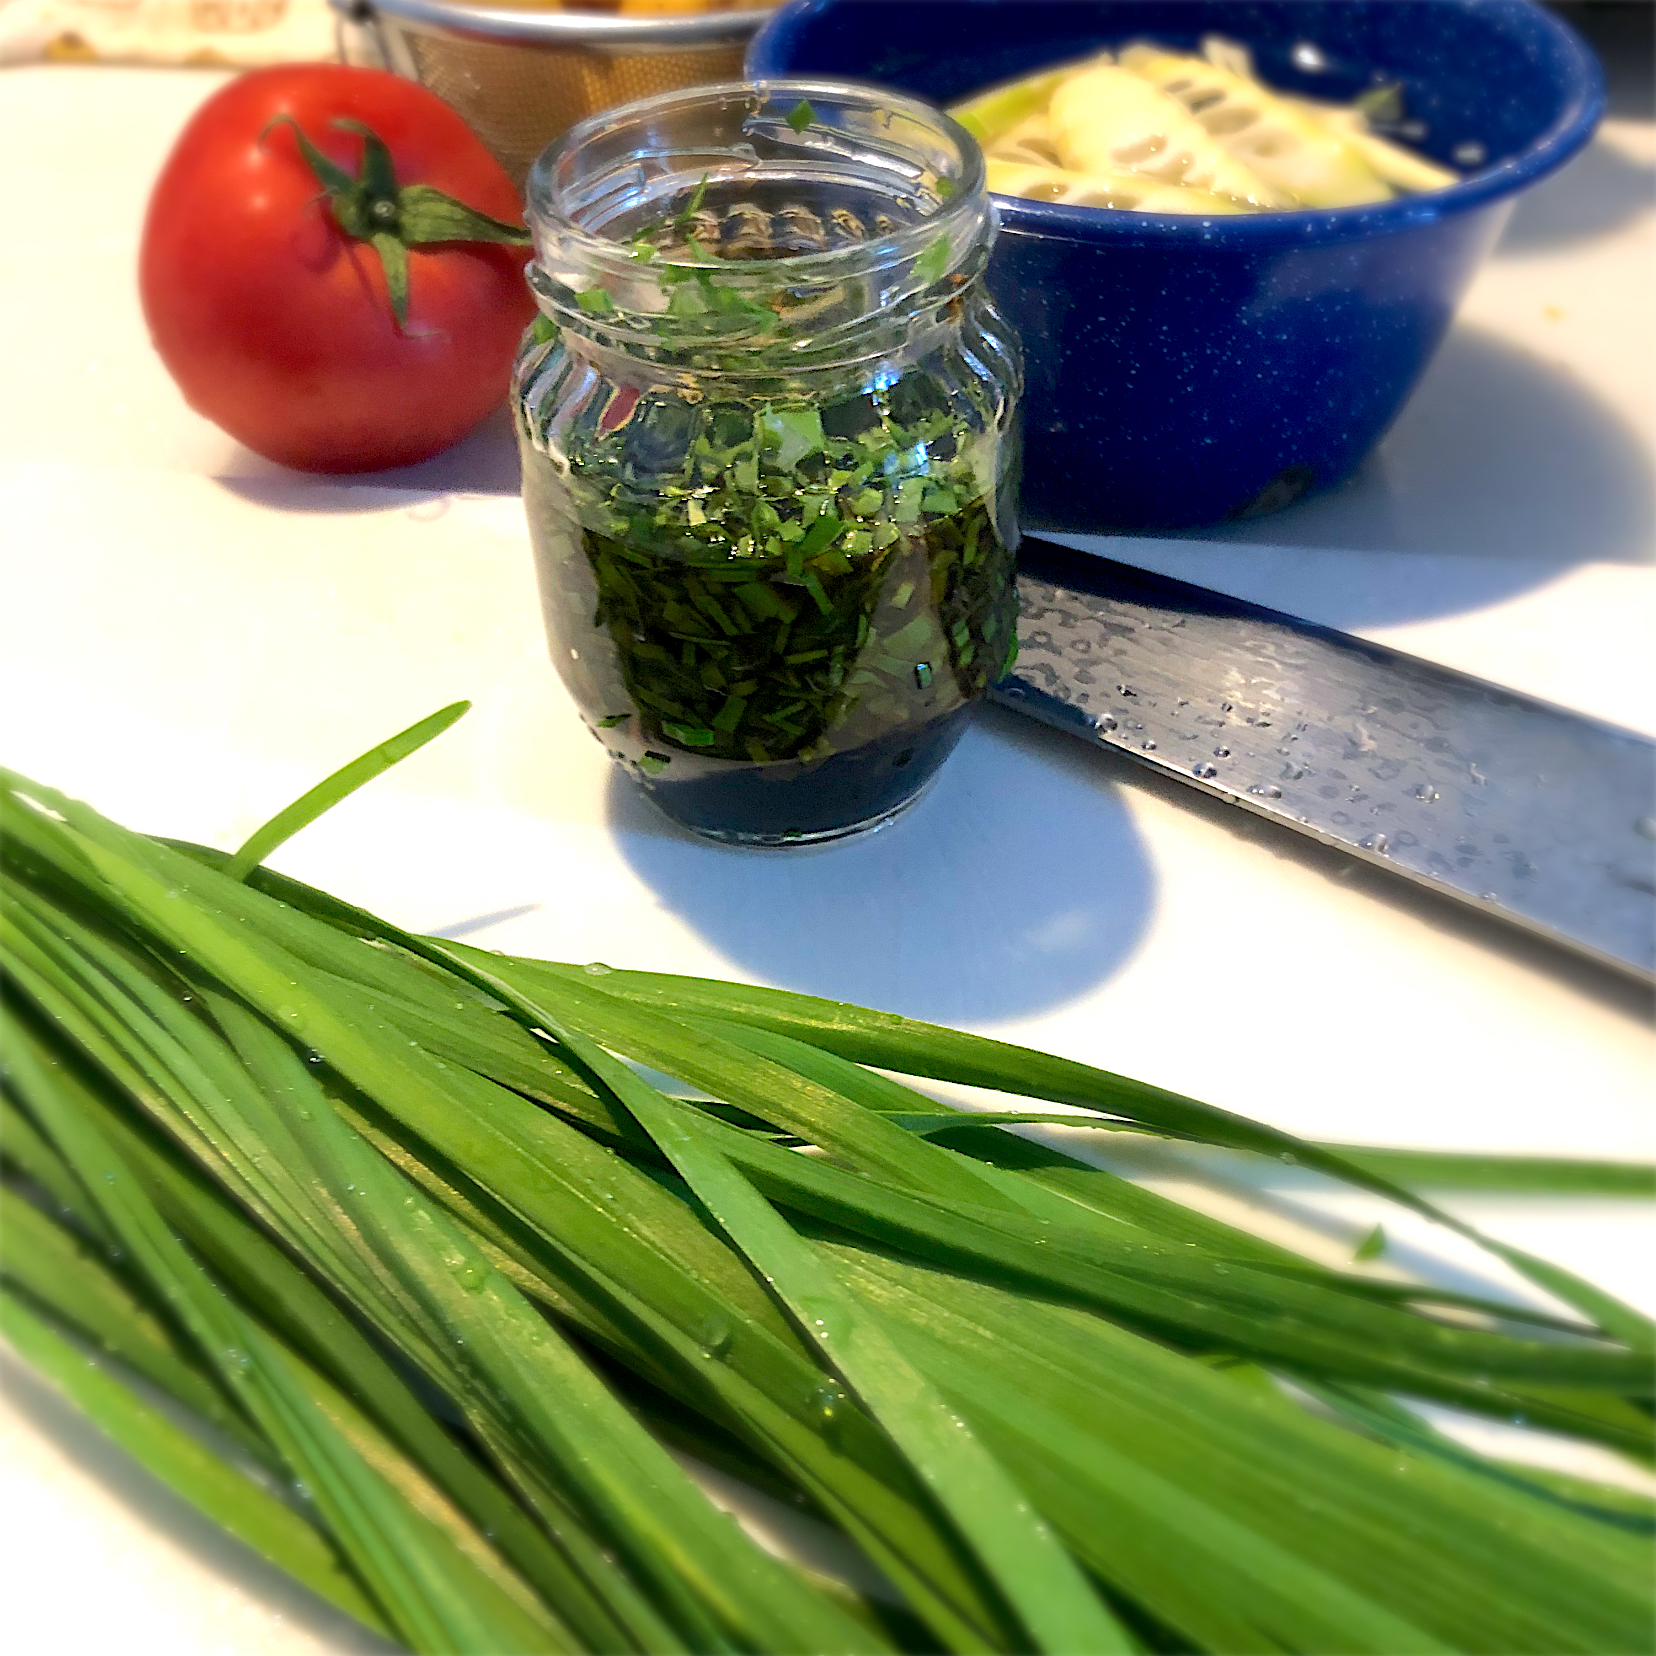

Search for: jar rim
xmin=524 ymin=77 xmax=988 ymax=289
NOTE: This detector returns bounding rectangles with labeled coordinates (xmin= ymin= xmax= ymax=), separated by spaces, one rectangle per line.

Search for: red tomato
xmin=140 ymin=65 xmax=537 ymax=473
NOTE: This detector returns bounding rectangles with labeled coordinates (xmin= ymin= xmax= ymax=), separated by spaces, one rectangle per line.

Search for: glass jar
xmin=514 ymin=80 xmax=1022 ymax=844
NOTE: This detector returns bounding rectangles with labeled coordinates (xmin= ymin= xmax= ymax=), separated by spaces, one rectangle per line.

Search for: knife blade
xmin=992 ymin=535 xmax=1656 ymax=982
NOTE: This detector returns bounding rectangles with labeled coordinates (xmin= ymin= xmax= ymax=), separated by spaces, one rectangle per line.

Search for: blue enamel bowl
xmin=748 ymin=0 xmax=1603 ymax=532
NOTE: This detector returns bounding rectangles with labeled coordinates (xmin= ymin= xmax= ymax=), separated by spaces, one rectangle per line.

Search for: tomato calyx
xmin=264 ymin=114 xmax=532 ymax=330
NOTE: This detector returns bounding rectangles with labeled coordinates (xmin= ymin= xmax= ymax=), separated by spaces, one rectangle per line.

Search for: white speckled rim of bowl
xmin=747 ymin=2 xmax=1606 ymax=249
xmin=525 ymin=77 xmax=990 ymax=288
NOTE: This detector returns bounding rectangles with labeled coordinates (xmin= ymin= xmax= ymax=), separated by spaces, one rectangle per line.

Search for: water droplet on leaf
xmin=809 ymin=1382 xmax=846 ymax=1428
xmin=696 ymin=1317 xmax=734 ymax=1359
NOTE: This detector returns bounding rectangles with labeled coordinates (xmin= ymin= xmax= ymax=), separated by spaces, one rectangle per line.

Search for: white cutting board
xmin=1 ymin=64 xmax=1651 ymax=1655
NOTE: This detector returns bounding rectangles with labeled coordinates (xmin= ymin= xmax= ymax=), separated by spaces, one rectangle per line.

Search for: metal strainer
xmin=328 ymin=0 xmax=774 ymax=187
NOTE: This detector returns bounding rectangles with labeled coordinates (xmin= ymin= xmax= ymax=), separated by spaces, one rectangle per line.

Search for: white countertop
xmin=2 ymin=61 xmax=1653 ymax=1655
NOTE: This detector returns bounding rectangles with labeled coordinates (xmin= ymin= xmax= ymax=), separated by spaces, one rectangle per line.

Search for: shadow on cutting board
xmin=1494 ymin=131 xmax=1656 ymax=255
xmin=217 ymin=404 xmax=524 ymax=507
xmin=1494 ymin=7 xmax=1654 ymax=258
xmin=1178 ymin=326 xmax=1653 ymax=626
xmin=0 ymin=1352 xmax=397 ymax=1655
xmin=609 ymin=709 xmax=1156 ymax=1025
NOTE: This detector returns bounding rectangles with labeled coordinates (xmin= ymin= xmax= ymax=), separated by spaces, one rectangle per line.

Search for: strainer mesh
xmin=402 ymin=31 xmax=747 ymax=188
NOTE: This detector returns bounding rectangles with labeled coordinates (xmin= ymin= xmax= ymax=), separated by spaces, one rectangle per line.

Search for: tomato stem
xmin=261 ymin=114 xmax=531 ymax=330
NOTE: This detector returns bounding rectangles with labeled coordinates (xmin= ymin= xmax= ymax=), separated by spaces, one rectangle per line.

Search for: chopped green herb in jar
xmin=553 ymin=373 xmax=1016 ymax=771
xmin=515 ymin=88 xmax=1021 ymax=843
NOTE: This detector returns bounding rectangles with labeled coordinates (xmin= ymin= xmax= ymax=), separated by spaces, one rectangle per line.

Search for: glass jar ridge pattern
xmin=514 ymin=80 xmax=1023 ymax=845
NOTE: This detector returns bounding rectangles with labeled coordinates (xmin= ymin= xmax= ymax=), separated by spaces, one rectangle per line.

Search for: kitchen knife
xmin=993 ymin=535 xmax=1656 ymax=983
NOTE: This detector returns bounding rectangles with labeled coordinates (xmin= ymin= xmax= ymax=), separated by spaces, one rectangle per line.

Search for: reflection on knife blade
xmin=991 ymin=535 xmax=1656 ymax=982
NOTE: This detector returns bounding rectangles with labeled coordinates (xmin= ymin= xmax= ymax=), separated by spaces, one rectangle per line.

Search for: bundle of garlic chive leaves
xmin=2 ymin=703 xmax=1651 ymax=1656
